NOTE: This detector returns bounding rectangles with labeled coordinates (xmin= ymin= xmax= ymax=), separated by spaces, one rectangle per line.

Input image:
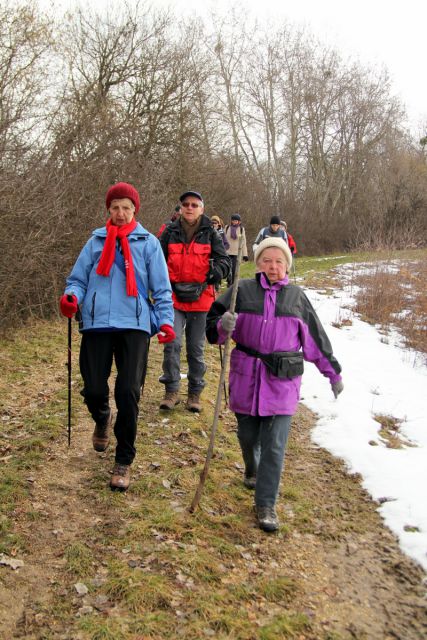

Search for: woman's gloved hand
xmin=331 ymin=380 xmax=344 ymax=398
xmin=157 ymin=324 xmax=176 ymax=344
xmin=221 ymin=311 xmax=238 ymax=333
xmin=59 ymin=294 xmax=78 ymax=318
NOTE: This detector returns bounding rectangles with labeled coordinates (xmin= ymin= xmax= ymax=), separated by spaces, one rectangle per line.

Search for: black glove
xmin=206 ymin=266 xmax=223 ymax=285
xmin=243 ymin=256 xmax=249 ymax=262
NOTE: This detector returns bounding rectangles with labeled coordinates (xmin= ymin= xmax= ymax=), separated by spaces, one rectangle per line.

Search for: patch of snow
xmin=301 ymin=264 xmax=427 ymax=573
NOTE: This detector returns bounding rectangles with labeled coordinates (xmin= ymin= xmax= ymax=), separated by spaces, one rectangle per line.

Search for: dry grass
xmin=373 ymin=414 xmax=414 ymax=449
xmin=353 ymin=258 xmax=427 ymax=356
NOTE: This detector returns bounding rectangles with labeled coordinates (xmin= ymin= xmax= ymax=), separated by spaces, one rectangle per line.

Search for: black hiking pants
xmin=227 ymin=255 xmax=238 ymax=286
xmin=79 ymin=330 xmax=149 ymax=465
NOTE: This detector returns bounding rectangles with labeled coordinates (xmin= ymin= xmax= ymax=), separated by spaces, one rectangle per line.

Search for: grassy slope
xmin=0 ymin=249 xmax=426 ymax=640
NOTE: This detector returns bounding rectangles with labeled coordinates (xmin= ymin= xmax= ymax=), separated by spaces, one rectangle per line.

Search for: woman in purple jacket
xmin=206 ymin=237 xmax=343 ymax=532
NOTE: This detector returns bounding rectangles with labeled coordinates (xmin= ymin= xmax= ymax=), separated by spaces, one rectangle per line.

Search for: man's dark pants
xmin=227 ymin=254 xmax=238 ymax=286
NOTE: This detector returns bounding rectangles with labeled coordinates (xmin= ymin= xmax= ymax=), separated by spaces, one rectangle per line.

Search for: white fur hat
xmin=254 ymin=237 xmax=292 ymax=271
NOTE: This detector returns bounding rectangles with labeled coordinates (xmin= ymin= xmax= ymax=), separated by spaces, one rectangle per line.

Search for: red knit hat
xmin=105 ymin=182 xmax=140 ymax=214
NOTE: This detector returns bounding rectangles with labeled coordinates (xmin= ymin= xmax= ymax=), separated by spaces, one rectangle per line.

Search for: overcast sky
xmin=46 ymin=0 xmax=427 ymax=134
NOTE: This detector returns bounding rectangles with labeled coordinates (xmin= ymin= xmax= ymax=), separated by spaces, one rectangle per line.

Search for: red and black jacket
xmin=159 ymin=215 xmax=231 ymax=312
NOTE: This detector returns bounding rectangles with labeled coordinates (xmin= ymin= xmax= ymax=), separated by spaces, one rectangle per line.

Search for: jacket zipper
xmin=90 ymin=292 xmax=96 ymax=326
xmin=136 ymin=296 xmax=142 ymax=326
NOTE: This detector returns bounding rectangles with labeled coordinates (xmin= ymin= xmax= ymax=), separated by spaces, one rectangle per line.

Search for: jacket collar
xmin=257 ymin=271 xmax=289 ymax=289
xmin=92 ymin=221 xmax=148 ymax=239
xmin=169 ymin=214 xmax=212 ymax=232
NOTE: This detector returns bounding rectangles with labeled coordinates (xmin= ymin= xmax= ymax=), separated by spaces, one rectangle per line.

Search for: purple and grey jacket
xmin=206 ymin=273 xmax=342 ymax=417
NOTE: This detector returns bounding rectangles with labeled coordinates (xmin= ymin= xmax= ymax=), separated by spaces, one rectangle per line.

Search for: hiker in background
xmin=210 ymin=215 xmax=230 ymax=251
xmin=280 ymin=220 xmax=297 ymax=255
xmin=210 ymin=215 xmax=229 ymax=292
xmin=156 ymin=204 xmax=181 ymax=238
xmin=253 ymin=215 xmax=287 ymax=253
xmin=206 ymin=237 xmax=343 ymax=532
xmin=59 ymin=182 xmax=175 ymax=492
xmin=224 ymin=214 xmax=249 ymax=286
xmin=159 ymin=190 xmax=230 ymax=413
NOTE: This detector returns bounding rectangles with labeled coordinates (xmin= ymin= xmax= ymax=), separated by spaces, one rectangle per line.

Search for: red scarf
xmin=96 ymin=218 xmax=138 ymax=297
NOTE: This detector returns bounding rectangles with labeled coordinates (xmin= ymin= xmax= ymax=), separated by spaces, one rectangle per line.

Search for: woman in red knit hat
xmin=59 ymin=182 xmax=175 ymax=491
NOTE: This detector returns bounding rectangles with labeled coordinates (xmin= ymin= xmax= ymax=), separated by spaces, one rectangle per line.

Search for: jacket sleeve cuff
xmin=64 ymin=288 xmax=80 ymax=304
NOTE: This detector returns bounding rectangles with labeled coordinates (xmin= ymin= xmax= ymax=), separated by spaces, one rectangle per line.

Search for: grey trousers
xmin=160 ymin=308 xmax=207 ymax=395
xmin=236 ymin=413 xmax=292 ymax=507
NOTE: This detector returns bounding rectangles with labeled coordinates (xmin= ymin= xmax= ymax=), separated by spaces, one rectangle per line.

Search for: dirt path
xmin=0 ymin=327 xmax=426 ymax=639
xmin=285 ymin=408 xmax=426 ymax=639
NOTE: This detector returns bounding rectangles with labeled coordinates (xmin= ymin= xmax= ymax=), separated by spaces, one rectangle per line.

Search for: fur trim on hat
xmin=254 ymin=237 xmax=292 ymax=271
xmin=106 ymin=182 xmax=140 ymax=214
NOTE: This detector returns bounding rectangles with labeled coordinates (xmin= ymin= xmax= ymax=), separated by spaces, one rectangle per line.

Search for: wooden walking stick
xmin=189 ymin=235 xmax=244 ymax=513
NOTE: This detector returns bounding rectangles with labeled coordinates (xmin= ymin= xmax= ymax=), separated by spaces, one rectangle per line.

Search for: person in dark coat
xmin=210 ymin=215 xmax=230 ymax=251
xmin=158 ymin=191 xmax=230 ymax=413
xmin=156 ymin=205 xmax=181 ymax=238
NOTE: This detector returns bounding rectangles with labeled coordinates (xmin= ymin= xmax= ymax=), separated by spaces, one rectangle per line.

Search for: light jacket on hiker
xmin=254 ymin=226 xmax=287 ymax=246
xmin=206 ymin=272 xmax=342 ymax=416
xmin=224 ymin=224 xmax=248 ymax=258
xmin=159 ymin=214 xmax=230 ymax=312
xmin=65 ymin=222 xmax=173 ymax=332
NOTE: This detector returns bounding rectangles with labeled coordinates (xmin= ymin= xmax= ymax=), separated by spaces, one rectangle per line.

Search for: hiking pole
xmin=218 ymin=345 xmax=228 ymax=407
xmin=67 ymin=295 xmax=73 ymax=447
xmin=189 ymin=234 xmax=244 ymax=513
xmin=292 ymin=257 xmax=296 ymax=284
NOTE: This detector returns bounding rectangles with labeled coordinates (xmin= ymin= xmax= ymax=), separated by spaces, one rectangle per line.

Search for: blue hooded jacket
xmin=65 ymin=222 xmax=173 ymax=333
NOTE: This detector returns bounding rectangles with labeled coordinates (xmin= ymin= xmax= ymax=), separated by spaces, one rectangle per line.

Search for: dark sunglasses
xmin=181 ymin=202 xmax=201 ymax=208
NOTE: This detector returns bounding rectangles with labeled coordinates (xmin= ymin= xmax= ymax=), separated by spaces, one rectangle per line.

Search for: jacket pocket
xmin=184 ymin=243 xmax=211 ymax=281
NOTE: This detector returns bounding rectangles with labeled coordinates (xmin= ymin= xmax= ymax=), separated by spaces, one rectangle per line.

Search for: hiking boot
xmin=186 ymin=393 xmax=202 ymax=413
xmin=243 ymin=475 xmax=256 ymax=490
xmin=159 ymin=391 xmax=180 ymax=411
xmin=92 ymin=410 xmax=113 ymax=452
xmin=256 ymin=505 xmax=279 ymax=532
xmin=110 ymin=463 xmax=130 ymax=492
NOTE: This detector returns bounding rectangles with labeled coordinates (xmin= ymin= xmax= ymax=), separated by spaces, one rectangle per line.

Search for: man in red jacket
xmin=158 ymin=190 xmax=231 ymax=412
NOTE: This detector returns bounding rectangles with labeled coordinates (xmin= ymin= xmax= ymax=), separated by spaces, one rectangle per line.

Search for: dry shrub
xmin=354 ymin=258 xmax=427 ymax=355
